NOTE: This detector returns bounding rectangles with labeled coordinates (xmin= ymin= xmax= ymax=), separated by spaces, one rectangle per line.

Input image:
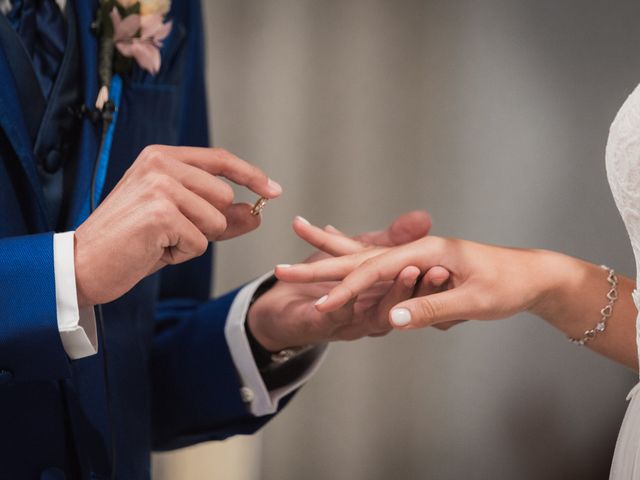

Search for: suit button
xmin=43 ymin=149 xmax=62 ymax=173
xmin=0 ymin=369 xmax=13 ymax=385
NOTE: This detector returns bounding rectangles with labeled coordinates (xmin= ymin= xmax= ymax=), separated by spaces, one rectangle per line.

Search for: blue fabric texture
xmin=0 ymin=1 xmax=285 ymax=478
xmin=7 ymin=0 xmax=67 ymax=99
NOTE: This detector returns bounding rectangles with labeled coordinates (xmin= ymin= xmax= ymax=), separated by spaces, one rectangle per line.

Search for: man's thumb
xmin=387 ymin=211 xmax=432 ymax=245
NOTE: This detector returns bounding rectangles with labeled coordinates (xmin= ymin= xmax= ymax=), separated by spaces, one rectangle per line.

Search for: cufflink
xmin=270 ymin=347 xmax=306 ymax=365
xmin=240 ymin=386 xmax=255 ymax=404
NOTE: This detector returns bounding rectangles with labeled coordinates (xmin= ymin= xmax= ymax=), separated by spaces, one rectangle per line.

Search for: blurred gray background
xmin=155 ymin=0 xmax=640 ymax=478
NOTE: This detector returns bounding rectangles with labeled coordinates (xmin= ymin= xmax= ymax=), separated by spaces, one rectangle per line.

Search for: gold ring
xmin=251 ymin=197 xmax=268 ymax=216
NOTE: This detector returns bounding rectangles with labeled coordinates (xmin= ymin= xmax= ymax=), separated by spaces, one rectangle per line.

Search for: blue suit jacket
xmin=0 ymin=1 xmax=280 ymax=478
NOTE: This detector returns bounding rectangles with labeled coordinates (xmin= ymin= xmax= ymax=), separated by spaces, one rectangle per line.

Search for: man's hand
xmin=247 ymin=211 xmax=448 ymax=351
xmin=74 ymin=145 xmax=282 ymax=307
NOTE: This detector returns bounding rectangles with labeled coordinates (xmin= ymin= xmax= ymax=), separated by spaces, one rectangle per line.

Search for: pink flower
xmin=110 ymin=8 xmax=173 ymax=75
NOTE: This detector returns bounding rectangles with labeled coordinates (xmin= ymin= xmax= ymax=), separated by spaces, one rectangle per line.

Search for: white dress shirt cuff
xmin=225 ymin=271 xmax=327 ymax=416
xmin=53 ymin=232 xmax=98 ymax=359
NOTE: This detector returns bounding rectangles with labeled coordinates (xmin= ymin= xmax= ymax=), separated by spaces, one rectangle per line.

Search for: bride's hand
xmin=286 ymin=216 xmax=454 ymax=329
xmin=276 ymin=232 xmax=568 ymax=330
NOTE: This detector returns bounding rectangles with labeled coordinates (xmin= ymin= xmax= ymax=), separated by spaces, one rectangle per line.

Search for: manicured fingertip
xmin=295 ymin=215 xmax=311 ymax=226
xmin=274 ymin=263 xmax=296 ymax=280
xmin=315 ymin=295 xmax=329 ymax=307
xmin=390 ymin=308 xmax=412 ymax=327
xmin=267 ymin=178 xmax=283 ymax=197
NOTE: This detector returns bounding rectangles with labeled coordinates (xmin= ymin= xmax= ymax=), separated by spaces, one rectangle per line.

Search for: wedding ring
xmin=251 ymin=197 xmax=268 ymax=216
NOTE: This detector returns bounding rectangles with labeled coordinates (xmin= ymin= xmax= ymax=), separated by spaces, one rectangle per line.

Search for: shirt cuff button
xmin=240 ymin=386 xmax=254 ymax=404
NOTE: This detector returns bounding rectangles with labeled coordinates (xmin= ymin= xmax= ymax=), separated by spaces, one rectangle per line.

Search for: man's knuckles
xmin=192 ymin=234 xmax=209 ymax=257
xmin=214 ymin=182 xmax=235 ymax=210
xmin=137 ymin=145 xmax=166 ymax=172
xmin=202 ymin=210 xmax=228 ymax=240
xmin=148 ymin=198 xmax=178 ymax=230
xmin=146 ymin=173 xmax=179 ymax=195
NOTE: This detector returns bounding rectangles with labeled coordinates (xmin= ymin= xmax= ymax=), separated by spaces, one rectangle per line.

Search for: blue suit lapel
xmin=0 ymin=48 xmax=50 ymax=230
xmin=0 ymin=0 xmax=102 ymax=231
xmin=67 ymin=0 xmax=101 ymax=228
xmin=75 ymin=0 xmax=99 ymax=110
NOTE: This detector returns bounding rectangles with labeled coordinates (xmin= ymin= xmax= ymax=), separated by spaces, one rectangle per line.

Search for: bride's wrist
xmin=525 ymin=250 xmax=587 ymax=320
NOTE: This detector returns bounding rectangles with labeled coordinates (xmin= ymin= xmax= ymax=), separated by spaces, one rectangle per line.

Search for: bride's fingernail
xmin=296 ymin=216 xmax=311 ymax=225
xmin=391 ymin=308 xmax=412 ymax=327
xmin=276 ymin=264 xmax=292 ymax=269
xmin=268 ymin=179 xmax=283 ymax=195
xmin=315 ymin=295 xmax=329 ymax=306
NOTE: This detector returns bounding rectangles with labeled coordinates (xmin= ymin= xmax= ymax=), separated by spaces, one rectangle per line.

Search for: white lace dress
xmin=606 ymin=82 xmax=640 ymax=479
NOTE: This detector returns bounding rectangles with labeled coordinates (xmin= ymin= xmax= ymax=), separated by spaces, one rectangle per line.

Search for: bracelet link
xmin=568 ymin=265 xmax=619 ymax=346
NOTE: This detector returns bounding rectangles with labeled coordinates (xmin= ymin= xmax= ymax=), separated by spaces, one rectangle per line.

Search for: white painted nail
xmin=268 ymin=179 xmax=283 ymax=195
xmin=296 ymin=216 xmax=311 ymax=225
xmin=277 ymin=264 xmax=292 ymax=269
xmin=391 ymin=308 xmax=412 ymax=327
xmin=315 ymin=295 xmax=329 ymax=306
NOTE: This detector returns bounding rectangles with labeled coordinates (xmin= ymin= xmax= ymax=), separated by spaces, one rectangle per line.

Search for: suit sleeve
xmin=0 ymin=233 xmax=70 ymax=383
xmin=150 ymin=247 xmax=287 ymax=450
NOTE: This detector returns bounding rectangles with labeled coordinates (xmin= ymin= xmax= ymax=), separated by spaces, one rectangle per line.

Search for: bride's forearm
xmin=530 ymin=252 xmax=637 ymax=370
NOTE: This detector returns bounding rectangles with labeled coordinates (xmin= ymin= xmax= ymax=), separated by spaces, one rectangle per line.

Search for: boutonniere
xmin=93 ymin=0 xmax=172 ymax=109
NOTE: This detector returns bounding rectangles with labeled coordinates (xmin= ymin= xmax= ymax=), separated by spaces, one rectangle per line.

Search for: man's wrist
xmin=247 ymin=295 xmax=290 ymax=353
xmin=73 ymin=231 xmax=92 ymax=308
xmin=245 ymin=316 xmax=275 ymax=370
xmin=246 ymin=275 xmax=293 ymax=352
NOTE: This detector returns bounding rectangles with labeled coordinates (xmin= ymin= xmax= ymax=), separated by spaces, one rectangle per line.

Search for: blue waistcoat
xmin=0 ymin=1 xmax=282 ymax=478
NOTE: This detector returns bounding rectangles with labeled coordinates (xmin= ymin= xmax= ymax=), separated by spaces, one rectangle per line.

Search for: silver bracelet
xmin=568 ymin=265 xmax=619 ymax=346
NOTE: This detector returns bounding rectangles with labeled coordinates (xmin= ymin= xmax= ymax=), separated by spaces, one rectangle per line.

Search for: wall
xmin=155 ymin=1 xmax=640 ymax=478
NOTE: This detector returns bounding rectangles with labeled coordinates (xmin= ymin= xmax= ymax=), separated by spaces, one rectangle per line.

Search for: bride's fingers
xmin=315 ymin=238 xmax=445 ymax=312
xmin=275 ymin=248 xmax=386 ymax=283
xmin=389 ymin=287 xmax=476 ymax=329
xmin=292 ymin=216 xmax=367 ymax=256
xmin=324 ymin=225 xmax=345 ymax=235
xmin=423 ymin=266 xmax=450 ymax=287
xmin=374 ymin=266 xmax=421 ymax=330
xmin=414 ymin=269 xmax=466 ymax=331
xmin=411 ymin=267 xmax=448 ymax=298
